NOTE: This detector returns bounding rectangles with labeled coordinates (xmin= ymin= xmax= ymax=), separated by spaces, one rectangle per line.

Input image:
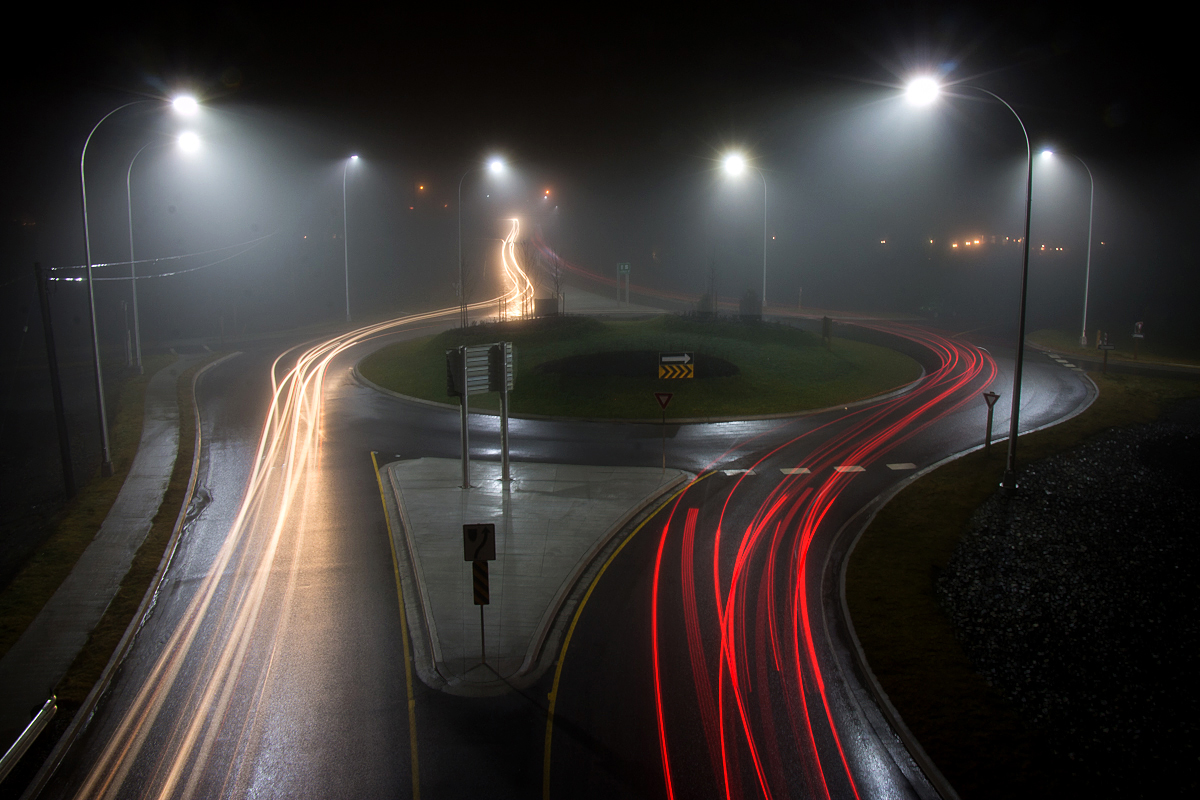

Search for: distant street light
xmin=177 ymin=130 xmax=201 ymax=153
xmin=722 ymin=152 xmax=768 ymax=310
xmin=906 ymin=77 xmax=1033 ymax=491
xmin=458 ymin=157 xmax=505 ymax=327
xmin=80 ymin=93 xmax=200 ymax=476
xmin=124 ymin=132 xmax=202 ymax=373
xmin=343 ymin=154 xmax=359 ymax=323
xmin=1040 ymin=149 xmax=1097 ymax=346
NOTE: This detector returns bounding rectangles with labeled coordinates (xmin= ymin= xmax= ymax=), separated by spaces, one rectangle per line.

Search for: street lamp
xmin=343 ymin=154 xmax=359 ymax=323
xmin=80 ymin=93 xmax=199 ymax=476
xmin=722 ymin=152 xmax=768 ymax=311
xmin=458 ymin=157 xmax=505 ymax=328
xmin=905 ymin=76 xmax=1034 ymax=491
xmin=124 ymin=131 xmax=202 ymax=374
xmin=1040 ymin=149 xmax=1097 ymax=346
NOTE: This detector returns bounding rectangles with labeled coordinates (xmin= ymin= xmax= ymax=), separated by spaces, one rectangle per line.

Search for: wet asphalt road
xmin=37 ymin=317 xmax=1091 ymax=800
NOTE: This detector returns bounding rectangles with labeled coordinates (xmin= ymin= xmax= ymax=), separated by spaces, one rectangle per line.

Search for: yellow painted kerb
xmin=541 ymin=473 xmax=709 ymax=799
xmin=372 ymin=451 xmax=421 ymax=800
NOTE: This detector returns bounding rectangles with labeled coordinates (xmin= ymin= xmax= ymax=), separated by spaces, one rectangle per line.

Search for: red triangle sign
xmin=655 ymin=392 xmax=674 ymax=410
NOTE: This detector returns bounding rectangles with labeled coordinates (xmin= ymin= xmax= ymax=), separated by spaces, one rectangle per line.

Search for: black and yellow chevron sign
xmin=658 ymin=363 xmax=694 ymax=379
xmin=658 ymin=353 xmax=694 ymax=379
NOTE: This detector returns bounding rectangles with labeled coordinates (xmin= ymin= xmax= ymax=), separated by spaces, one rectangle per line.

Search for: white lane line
xmin=722 ymin=469 xmax=756 ymax=476
xmin=780 ymin=468 xmax=811 ymax=475
xmin=1062 ymin=363 xmax=1077 ymax=368
xmin=887 ymin=463 xmax=918 ymax=470
xmin=834 ymin=466 xmax=865 ymax=473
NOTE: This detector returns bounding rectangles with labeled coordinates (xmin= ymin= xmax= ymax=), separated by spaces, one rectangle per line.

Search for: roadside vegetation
xmin=0 ymin=356 xmax=212 ymax=799
xmin=0 ymin=354 xmax=172 ymax=661
xmin=359 ymin=314 xmax=921 ymax=419
xmin=1029 ymin=328 xmax=1200 ymax=368
xmin=845 ymin=370 xmax=1200 ymax=799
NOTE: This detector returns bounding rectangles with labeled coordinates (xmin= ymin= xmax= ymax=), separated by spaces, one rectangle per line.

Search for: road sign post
xmin=655 ymin=392 xmax=673 ymax=472
xmin=488 ymin=343 xmax=513 ymax=481
xmin=982 ymin=391 xmax=1001 ymax=454
xmin=618 ymin=262 xmax=630 ymax=305
xmin=464 ymin=523 xmax=497 ymax=665
xmin=1099 ymin=342 xmax=1116 ymax=374
xmin=449 ymin=342 xmax=515 ymax=488
xmin=658 ymin=352 xmax=694 ymax=379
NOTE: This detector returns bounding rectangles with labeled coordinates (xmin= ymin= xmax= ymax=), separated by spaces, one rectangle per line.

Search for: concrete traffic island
xmin=380 ymin=458 xmax=690 ymax=696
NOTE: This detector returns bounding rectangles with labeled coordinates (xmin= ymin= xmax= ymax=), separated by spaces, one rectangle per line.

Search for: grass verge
xmin=0 ymin=354 xmax=172 ymax=661
xmin=359 ymin=315 xmax=921 ymax=418
xmin=1029 ymin=328 xmax=1200 ymax=368
xmin=845 ymin=371 xmax=1200 ymax=799
xmin=0 ymin=355 xmax=212 ymax=799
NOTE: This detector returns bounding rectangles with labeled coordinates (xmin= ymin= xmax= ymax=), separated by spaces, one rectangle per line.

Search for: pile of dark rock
xmin=938 ymin=416 xmax=1199 ymax=796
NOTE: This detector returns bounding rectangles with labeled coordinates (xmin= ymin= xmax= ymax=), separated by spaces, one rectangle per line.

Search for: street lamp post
xmin=906 ymin=78 xmax=1034 ymax=491
xmin=458 ymin=158 xmax=504 ymax=328
xmin=1040 ymin=150 xmax=1097 ymax=346
xmin=125 ymin=142 xmax=152 ymax=375
xmin=124 ymin=131 xmax=201 ymax=374
xmin=343 ymin=154 xmax=358 ymax=324
xmin=1077 ymin=157 xmax=1095 ymax=347
xmin=80 ymin=94 xmax=198 ymax=476
xmin=722 ymin=153 xmax=768 ymax=312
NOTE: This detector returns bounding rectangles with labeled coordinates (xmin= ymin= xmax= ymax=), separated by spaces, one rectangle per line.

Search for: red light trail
xmin=651 ymin=324 xmax=996 ymax=799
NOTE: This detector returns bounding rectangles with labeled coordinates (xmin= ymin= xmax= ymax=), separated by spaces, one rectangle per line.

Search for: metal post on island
xmin=464 ymin=523 xmax=496 ymax=668
xmin=982 ymin=391 xmax=1001 ymax=454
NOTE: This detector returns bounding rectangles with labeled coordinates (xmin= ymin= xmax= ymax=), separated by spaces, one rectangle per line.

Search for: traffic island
xmin=378 ymin=457 xmax=690 ymax=696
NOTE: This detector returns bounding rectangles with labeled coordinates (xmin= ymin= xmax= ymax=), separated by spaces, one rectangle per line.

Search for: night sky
xmin=2 ymin=5 xmax=1195 ymax=348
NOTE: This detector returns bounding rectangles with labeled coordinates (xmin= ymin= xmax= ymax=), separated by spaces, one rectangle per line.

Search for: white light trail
xmin=75 ymin=267 xmax=529 ymax=798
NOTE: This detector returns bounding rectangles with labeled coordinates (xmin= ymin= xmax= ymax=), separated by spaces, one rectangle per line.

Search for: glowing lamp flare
xmin=178 ymin=131 xmax=201 ymax=153
xmin=723 ymin=153 xmax=746 ymax=176
xmin=905 ymin=77 xmax=940 ymax=106
xmin=171 ymin=95 xmax=199 ymax=115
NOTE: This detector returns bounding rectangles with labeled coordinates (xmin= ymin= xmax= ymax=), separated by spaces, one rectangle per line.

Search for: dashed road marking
xmin=779 ymin=467 xmax=811 ymax=475
xmin=1062 ymin=363 xmax=1076 ymax=368
xmin=834 ymin=465 xmax=865 ymax=473
xmin=886 ymin=463 xmax=917 ymax=470
xmin=722 ymin=469 xmax=756 ymax=476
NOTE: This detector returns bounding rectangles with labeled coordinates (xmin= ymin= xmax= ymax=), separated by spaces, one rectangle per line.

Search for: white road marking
xmin=886 ymin=463 xmax=917 ymax=470
xmin=834 ymin=466 xmax=865 ymax=473
xmin=780 ymin=468 xmax=811 ymax=475
xmin=722 ymin=469 xmax=756 ymax=476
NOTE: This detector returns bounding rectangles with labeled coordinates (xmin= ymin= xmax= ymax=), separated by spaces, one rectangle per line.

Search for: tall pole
xmin=1077 ymin=156 xmax=1096 ymax=346
xmin=968 ymin=87 xmax=1034 ymax=492
xmin=35 ymin=263 xmax=76 ymax=498
xmin=343 ymin=157 xmax=354 ymax=324
xmin=81 ymin=102 xmax=140 ymax=478
xmin=758 ymin=167 xmax=767 ymax=311
xmin=126 ymin=142 xmax=154 ymax=374
xmin=457 ymin=168 xmax=475 ymax=329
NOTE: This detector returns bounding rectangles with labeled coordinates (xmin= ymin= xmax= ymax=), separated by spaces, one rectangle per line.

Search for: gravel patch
xmin=938 ymin=422 xmax=1200 ymax=796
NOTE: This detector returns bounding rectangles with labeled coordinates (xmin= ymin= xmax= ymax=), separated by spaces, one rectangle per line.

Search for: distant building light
xmin=952 ymin=243 xmax=958 ymax=248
